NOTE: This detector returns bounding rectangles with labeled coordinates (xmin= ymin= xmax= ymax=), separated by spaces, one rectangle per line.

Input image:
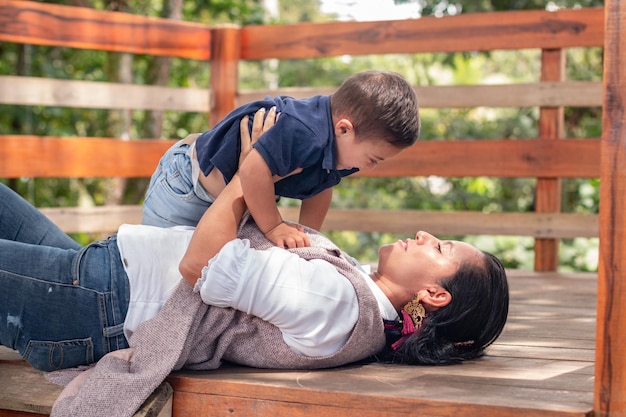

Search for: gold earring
xmin=402 ymin=294 xmax=426 ymax=329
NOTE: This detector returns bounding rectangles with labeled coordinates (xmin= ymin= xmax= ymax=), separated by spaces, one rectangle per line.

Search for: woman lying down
xmin=0 ymin=111 xmax=509 ymax=417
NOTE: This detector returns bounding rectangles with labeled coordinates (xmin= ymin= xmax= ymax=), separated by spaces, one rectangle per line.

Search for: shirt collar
xmin=360 ymin=269 xmax=399 ymax=321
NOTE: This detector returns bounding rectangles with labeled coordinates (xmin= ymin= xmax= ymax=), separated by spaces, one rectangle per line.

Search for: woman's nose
xmin=415 ymin=231 xmax=435 ymax=243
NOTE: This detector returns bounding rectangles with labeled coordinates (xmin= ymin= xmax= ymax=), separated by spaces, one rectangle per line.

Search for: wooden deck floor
xmin=166 ymin=270 xmax=597 ymax=417
xmin=0 ymin=270 xmax=597 ymax=417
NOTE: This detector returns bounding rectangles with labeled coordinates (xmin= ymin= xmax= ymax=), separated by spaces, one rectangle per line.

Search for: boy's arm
xmin=179 ymin=110 xmax=273 ymax=286
xmin=239 ymin=150 xmax=310 ymax=249
xmin=299 ymin=187 xmax=332 ymax=231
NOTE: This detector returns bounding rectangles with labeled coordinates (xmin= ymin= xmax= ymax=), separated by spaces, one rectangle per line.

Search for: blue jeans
xmin=142 ymin=139 xmax=215 ymax=227
xmin=0 ymin=184 xmax=130 ymax=371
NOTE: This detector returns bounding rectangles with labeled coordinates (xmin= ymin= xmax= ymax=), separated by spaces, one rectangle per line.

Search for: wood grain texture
xmin=241 ymin=8 xmax=604 ymax=60
xmin=0 ymin=77 xmax=602 ymax=112
xmin=0 ymin=76 xmax=210 ymax=112
xmin=36 ymin=205 xmax=598 ymax=239
xmin=0 ymin=0 xmax=211 ymax=59
xmin=0 ymin=136 xmax=601 ymax=179
xmin=237 ymin=82 xmax=603 ymax=109
xmin=595 ymin=0 xmax=626 ymax=416
xmin=0 ymin=364 xmax=61 ymax=415
xmin=210 ymin=26 xmax=240 ymax=124
xmin=0 ymin=136 xmax=174 ymax=178
xmin=534 ymin=48 xmax=565 ymax=271
xmin=0 ymin=359 xmax=173 ymax=417
xmin=366 ymin=139 xmax=600 ymax=178
xmin=165 ymin=271 xmax=596 ymax=417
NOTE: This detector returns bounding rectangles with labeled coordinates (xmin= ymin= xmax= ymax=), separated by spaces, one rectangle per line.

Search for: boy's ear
xmin=334 ymin=118 xmax=354 ymax=136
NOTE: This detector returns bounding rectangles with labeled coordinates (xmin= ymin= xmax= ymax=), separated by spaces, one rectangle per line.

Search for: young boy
xmin=142 ymin=70 xmax=420 ymax=248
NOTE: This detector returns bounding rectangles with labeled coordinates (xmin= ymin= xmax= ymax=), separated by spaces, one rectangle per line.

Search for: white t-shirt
xmin=116 ymin=224 xmax=398 ymax=356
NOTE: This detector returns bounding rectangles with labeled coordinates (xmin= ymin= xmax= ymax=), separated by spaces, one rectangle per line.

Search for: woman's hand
xmin=239 ymin=106 xmax=278 ymax=169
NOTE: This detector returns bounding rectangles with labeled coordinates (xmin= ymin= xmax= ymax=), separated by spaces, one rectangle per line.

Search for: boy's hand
xmin=264 ymin=222 xmax=310 ymax=249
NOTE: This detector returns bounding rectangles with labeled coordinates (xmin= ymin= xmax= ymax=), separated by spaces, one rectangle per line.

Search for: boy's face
xmin=334 ymin=119 xmax=403 ymax=170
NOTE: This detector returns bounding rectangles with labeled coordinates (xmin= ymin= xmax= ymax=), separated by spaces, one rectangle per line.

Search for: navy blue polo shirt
xmin=194 ymin=95 xmax=358 ymax=200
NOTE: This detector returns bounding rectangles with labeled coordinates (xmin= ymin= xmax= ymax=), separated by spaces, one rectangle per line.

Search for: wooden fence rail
xmin=1 ymin=0 xmax=625 ymax=415
xmin=0 ymin=0 xmax=604 ymax=272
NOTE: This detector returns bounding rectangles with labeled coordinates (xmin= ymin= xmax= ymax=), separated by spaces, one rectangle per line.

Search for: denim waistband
xmin=72 ymin=235 xmax=130 ymax=342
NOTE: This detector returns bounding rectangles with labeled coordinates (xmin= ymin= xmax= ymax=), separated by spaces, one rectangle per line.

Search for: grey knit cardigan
xmin=51 ymin=218 xmax=386 ymax=417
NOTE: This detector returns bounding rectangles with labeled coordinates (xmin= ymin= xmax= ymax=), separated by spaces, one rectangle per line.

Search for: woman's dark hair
xmin=377 ymin=251 xmax=509 ymax=366
xmin=331 ymin=70 xmax=420 ymax=148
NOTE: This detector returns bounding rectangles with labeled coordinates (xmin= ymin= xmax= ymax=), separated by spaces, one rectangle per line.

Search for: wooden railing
xmin=1 ymin=1 xmax=626 ymax=416
xmin=0 ymin=0 xmax=603 ymax=273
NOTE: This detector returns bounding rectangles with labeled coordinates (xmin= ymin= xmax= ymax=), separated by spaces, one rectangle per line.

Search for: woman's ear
xmin=334 ymin=118 xmax=354 ymax=136
xmin=418 ymin=287 xmax=452 ymax=311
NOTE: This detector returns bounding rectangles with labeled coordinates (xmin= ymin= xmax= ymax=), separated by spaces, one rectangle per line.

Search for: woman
xmin=0 ymin=112 xmax=508 ymax=417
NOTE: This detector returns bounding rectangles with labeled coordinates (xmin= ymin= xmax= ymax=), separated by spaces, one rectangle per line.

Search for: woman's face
xmin=377 ymin=231 xmax=483 ymax=293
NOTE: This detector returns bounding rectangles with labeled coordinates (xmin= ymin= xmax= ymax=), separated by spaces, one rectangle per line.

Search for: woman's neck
xmin=370 ymin=271 xmax=405 ymax=312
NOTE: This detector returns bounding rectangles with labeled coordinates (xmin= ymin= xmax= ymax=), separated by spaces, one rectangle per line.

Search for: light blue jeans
xmin=0 ymin=183 xmax=130 ymax=371
xmin=142 ymin=140 xmax=215 ymax=227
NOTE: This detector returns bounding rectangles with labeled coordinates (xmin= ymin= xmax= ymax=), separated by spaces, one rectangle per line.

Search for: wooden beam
xmin=238 ymin=82 xmax=603 ymax=109
xmin=366 ymin=139 xmax=600 ymax=179
xmin=0 ymin=136 xmax=600 ymax=179
xmin=534 ymin=48 xmax=565 ymax=272
xmin=0 ymin=0 xmax=211 ymax=59
xmin=0 ymin=76 xmax=210 ymax=112
xmin=38 ymin=205 xmax=598 ymax=238
xmin=595 ymin=0 xmax=626 ymax=415
xmin=210 ymin=26 xmax=240 ymax=125
xmin=0 ymin=77 xmax=601 ymax=112
xmin=241 ymin=8 xmax=604 ymax=60
xmin=0 ymin=136 xmax=174 ymax=178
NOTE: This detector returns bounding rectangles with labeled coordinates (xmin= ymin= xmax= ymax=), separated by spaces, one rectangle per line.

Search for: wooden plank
xmin=313 ymin=209 xmax=599 ymax=238
xmin=0 ymin=77 xmax=602 ymax=113
xmin=0 ymin=136 xmax=601 ymax=179
xmin=534 ymin=48 xmax=565 ymax=271
xmin=38 ymin=205 xmax=598 ymax=238
xmin=238 ymin=81 xmax=603 ymax=109
xmin=595 ymin=0 xmax=626 ymax=415
xmin=210 ymin=26 xmax=240 ymax=124
xmin=0 ymin=0 xmax=212 ymax=59
xmin=363 ymin=139 xmax=600 ymax=178
xmin=168 ymin=368 xmax=593 ymax=417
xmin=0 ymin=364 xmax=62 ymax=415
xmin=170 ymin=389 xmax=590 ymax=417
xmin=39 ymin=205 xmax=144 ymax=234
xmin=0 ymin=136 xmax=174 ymax=178
xmin=0 ymin=76 xmax=210 ymax=112
xmin=0 ymin=359 xmax=173 ymax=417
xmin=165 ymin=271 xmax=596 ymax=417
xmin=241 ymin=8 xmax=604 ymax=60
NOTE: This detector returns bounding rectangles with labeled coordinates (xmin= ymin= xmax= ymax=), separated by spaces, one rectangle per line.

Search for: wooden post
xmin=595 ymin=0 xmax=626 ymax=415
xmin=210 ymin=25 xmax=240 ymax=126
xmin=534 ymin=49 xmax=565 ymax=271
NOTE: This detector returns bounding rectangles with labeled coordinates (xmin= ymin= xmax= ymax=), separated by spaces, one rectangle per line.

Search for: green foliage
xmin=2 ymin=0 xmax=602 ymax=271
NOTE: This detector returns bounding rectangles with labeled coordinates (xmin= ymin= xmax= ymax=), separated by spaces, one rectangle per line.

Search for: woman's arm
xmin=179 ymin=110 xmax=273 ymax=286
xmin=179 ymin=174 xmax=247 ymax=286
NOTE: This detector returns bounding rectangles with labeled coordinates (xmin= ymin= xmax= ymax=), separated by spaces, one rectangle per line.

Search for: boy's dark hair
xmin=331 ymin=70 xmax=420 ymax=148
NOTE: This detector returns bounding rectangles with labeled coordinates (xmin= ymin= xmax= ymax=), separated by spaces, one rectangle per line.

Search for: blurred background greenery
xmin=0 ymin=0 xmax=603 ymax=271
